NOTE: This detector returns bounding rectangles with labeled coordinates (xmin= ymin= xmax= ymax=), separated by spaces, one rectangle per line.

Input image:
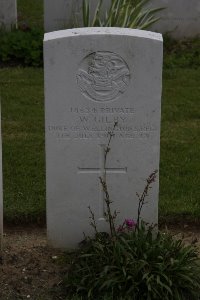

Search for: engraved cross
xmin=78 ymin=144 xmax=127 ymax=220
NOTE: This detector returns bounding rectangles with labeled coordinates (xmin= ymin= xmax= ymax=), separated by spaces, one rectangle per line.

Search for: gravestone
xmin=0 ymin=0 xmax=17 ymax=30
xmin=150 ymin=0 xmax=200 ymax=39
xmin=44 ymin=0 xmax=110 ymax=32
xmin=44 ymin=28 xmax=163 ymax=248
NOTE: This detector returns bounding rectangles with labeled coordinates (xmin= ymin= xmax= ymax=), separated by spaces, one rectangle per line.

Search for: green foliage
xmin=82 ymin=0 xmax=163 ymax=29
xmin=164 ymin=36 xmax=200 ymax=69
xmin=66 ymin=224 xmax=200 ymax=299
xmin=0 ymin=28 xmax=43 ymax=67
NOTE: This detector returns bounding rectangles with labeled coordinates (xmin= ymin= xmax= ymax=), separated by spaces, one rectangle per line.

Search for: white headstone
xmin=44 ymin=0 xmax=110 ymax=32
xmin=44 ymin=28 xmax=163 ymax=248
xmin=150 ymin=0 xmax=200 ymax=39
xmin=0 ymin=0 xmax=17 ymax=30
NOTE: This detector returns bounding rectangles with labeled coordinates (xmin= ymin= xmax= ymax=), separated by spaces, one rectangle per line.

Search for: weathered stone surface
xmin=0 ymin=0 xmax=17 ymax=30
xmin=44 ymin=28 xmax=163 ymax=248
xmin=150 ymin=0 xmax=200 ymax=39
xmin=44 ymin=0 xmax=110 ymax=32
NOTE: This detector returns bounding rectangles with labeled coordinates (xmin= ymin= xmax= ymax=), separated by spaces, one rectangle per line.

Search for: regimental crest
xmin=77 ymin=51 xmax=130 ymax=102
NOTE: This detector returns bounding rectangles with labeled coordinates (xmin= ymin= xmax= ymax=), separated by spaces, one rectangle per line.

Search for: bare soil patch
xmin=0 ymin=227 xmax=67 ymax=300
xmin=0 ymin=224 xmax=200 ymax=300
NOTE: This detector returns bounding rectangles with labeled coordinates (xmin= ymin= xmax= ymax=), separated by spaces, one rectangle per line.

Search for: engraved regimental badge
xmin=77 ymin=51 xmax=130 ymax=102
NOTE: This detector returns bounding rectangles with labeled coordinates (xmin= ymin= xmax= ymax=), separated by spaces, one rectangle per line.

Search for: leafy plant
xmin=0 ymin=28 xmax=43 ymax=67
xmin=66 ymin=224 xmax=200 ymax=299
xmin=82 ymin=0 xmax=164 ymax=29
xmin=64 ymin=124 xmax=200 ymax=299
xmin=163 ymin=35 xmax=200 ymax=69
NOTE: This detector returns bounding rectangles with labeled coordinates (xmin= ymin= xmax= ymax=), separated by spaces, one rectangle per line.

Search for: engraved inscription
xmin=48 ymin=126 xmax=156 ymax=139
xmin=77 ymin=52 xmax=130 ymax=102
xmin=48 ymin=105 xmax=157 ymax=140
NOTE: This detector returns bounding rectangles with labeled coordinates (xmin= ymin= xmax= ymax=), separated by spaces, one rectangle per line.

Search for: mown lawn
xmin=0 ymin=67 xmax=199 ymax=224
xmin=160 ymin=68 xmax=200 ymax=220
xmin=0 ymin=68 xmax=45 ymax=223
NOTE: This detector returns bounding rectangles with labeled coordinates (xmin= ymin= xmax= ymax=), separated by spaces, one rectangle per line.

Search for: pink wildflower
xmin=125 ymin=219 xmax=136 ymax=229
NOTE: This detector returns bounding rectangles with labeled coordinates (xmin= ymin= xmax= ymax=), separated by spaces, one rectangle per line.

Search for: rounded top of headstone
xmin=44 ymin=27 xmax=163 ymax=43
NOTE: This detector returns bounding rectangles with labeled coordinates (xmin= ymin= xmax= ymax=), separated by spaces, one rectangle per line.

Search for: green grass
xmin=160 ymin=68 xmax=200 ymax=220
xmin=0 ymin=67 xmax=199 ymax=224
xmin=0 ymin=68 xmax=45 ymax=223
